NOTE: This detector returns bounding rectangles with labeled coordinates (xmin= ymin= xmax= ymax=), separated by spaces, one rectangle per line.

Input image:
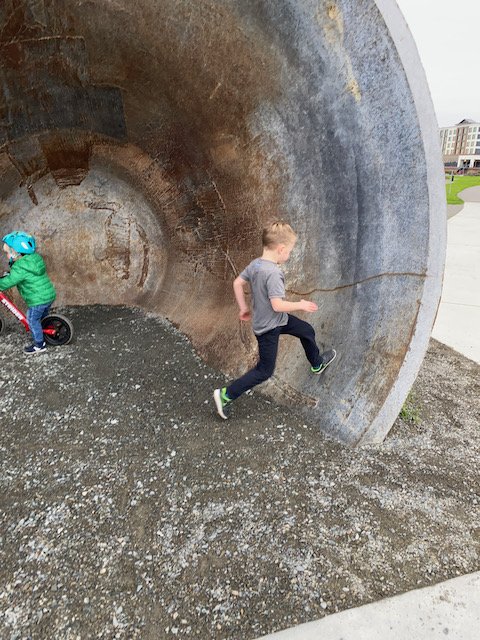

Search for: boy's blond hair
xmin=262 ymin=221 xmax=297 ymax=248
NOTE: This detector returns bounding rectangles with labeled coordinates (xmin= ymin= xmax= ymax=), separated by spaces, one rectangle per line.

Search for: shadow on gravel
xmin=1 ymin=306 xmax=479 ymax=639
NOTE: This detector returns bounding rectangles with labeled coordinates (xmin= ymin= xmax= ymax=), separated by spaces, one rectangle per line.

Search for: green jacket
xmin=0 ymin=253 xmax=56 ymax=307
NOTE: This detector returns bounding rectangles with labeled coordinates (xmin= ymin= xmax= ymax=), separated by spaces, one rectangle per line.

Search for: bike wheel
xmin=0 ymin=315 xmax=5 ymax=336
xmin=41 ymin=314 xmax=74 ymax=346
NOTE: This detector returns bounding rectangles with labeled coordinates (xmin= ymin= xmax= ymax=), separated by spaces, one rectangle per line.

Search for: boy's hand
xmin=300 ymin=299 xmax=318 ymax=313
xmin=239 ymin=308 xmax=251 ymax=321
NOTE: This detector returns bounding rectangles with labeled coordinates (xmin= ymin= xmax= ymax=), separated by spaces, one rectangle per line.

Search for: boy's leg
xmin=40 ymin=303 xmax=52 ymax=321
xmin=225 ymin=328 xmax=280 ymax=400
xmin=279 ymin=314 xmax=321 ymax=367
xmin=26 ymin=303 xmax=51 ymax=348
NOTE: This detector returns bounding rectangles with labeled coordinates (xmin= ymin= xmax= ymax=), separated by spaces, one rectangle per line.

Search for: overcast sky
xmin=395 ymin=0 xmax=480 ymax=127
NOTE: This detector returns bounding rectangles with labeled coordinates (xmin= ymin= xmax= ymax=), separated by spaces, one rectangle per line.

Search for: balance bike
xmin=0 ymin=291 xmax=74 ymax=346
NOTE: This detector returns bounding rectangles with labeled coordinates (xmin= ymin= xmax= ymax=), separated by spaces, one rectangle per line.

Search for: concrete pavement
xmin=258 ymin=572 xmax=480 ymax=640
xmin=432 ymin=187 xmax=480 ymax=364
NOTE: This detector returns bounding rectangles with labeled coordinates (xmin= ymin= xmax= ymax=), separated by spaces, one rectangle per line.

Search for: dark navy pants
xmin=226 ymin=314 xmax=322 ymax=400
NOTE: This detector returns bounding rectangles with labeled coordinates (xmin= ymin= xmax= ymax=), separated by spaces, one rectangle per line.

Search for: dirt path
xmin=0 ymin=306 xmax=479 ymax=639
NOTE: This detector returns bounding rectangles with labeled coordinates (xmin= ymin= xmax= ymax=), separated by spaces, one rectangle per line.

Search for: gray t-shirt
xmin=240 ymin=258 xmax=288 ymax=335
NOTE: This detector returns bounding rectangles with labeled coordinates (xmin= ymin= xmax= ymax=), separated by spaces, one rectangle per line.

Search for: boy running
xmin=214 ymin=221 xmax=335 ymax=419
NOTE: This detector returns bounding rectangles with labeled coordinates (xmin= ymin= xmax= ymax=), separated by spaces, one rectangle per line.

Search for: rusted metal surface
xmin=0 ymin=0 xmax=445 ymax=444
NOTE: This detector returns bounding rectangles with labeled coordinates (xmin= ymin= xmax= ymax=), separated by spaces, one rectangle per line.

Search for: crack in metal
xmin=86 ymin=201 xmax=119 ymax=213
xmin=286 ymin=271 xmax=427 ymax=296
xmin=207 ymin=173 xmax=239 ymax=278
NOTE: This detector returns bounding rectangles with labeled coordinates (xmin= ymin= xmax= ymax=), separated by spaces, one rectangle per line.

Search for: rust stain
xmin=135 ymin=221 xmax=150 ymax=288
xmin=325 ymin=3 xmax=344 ymax=38
xmin=0 ymin=2 xmax=44 ymax=44
xmin=317 ymin=0 xmax=362 ymax=102
xmin=102 ymin=206 xmax=132 ymax=281
xmin=40 ymin=132 xmax=92 ymax=187
xmin=85 ymin=200 xmax=133 ymax=282
xmin=1 ymin=2 xmax=125 ymax=187
xmin=346 ymin=78 xmax=361 ymax=102
xmin=26 ymin=184 xmax=38 ymax=205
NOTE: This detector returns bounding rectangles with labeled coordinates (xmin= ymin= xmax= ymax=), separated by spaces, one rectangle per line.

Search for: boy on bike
xmin=0 ymin=231 xmax=56 ymax=355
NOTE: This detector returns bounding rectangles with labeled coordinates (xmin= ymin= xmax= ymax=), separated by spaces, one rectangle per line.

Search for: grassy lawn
xmin=445 ymin=175 xmax=480 ymax=204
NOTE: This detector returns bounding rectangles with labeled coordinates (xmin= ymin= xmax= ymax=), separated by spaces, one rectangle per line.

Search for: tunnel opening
xmin=0 ymin=0 xmax=445 ymax=444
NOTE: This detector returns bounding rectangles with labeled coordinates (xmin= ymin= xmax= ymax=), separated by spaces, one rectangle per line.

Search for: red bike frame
xmin=0 ymin=291 xmax=56 ymax=336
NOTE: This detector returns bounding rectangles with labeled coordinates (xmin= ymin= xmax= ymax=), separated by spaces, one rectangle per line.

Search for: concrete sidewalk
xmin=432 ymin=188 xmax=480 ymax=364
xmin=258 ymin=572 xmax=480 ymax=639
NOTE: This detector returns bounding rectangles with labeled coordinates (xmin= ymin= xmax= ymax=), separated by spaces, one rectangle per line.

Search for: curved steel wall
xmin=0 ymin=0 xmax=446 ymax=443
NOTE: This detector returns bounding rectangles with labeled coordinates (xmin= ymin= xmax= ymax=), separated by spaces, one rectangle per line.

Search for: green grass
xmin=399 ymin=391 xmax=421 ymax=425
xmin=445 ymin=175 xmax=480 ymax=204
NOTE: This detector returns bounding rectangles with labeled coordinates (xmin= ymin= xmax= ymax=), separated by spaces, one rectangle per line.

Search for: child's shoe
xmin=24 ymin=342 xmax=46 ymax=355
xmin=213 ymin=387 xmax=233 ymax=420
xmin=311 ymin=349 xmax=336 ymax=375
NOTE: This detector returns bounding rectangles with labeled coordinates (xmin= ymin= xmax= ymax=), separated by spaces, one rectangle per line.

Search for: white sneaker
xmin=213 ymin=388 xmax=232 ymax=420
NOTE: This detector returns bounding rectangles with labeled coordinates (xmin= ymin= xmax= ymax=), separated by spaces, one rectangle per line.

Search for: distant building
xmin=440 ymin=119 xmax=480 ymax=170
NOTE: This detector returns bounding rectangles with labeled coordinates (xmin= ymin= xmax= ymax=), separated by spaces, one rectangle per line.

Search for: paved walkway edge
xmin=432 ymin=194 xmax=480 ymax=364
xmin=257 ymin=571 xmax=480 ymax=639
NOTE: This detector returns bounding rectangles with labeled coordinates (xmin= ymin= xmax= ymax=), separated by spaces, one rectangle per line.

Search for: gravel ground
xmin=0 ymin=305 xmax=479 ymax=640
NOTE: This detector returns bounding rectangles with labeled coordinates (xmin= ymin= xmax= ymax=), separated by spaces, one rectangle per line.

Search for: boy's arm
xmin=270 ymin=297 xmax=318 ymax=313
xmin=0 ymin=266 xmax=24 ymax=292
xmin=233 ymin=276 xmax=251 ymax=321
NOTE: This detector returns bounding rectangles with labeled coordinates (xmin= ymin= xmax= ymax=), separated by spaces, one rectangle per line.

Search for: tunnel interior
xmin=0 ymin=0 xmax=444 ymax=444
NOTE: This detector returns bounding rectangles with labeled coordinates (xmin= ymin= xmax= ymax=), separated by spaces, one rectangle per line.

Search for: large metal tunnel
xmin=0 ymin=0 xmax=445 ymax=444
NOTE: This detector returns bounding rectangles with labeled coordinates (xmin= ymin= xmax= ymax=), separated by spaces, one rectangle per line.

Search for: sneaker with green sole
xmin=213 ymin=387 xmax=232 ymax=419
xmin=311 ymin=349 xmax=336 ymax=375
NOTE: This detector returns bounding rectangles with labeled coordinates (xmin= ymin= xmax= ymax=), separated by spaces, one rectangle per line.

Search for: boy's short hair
xmin=262 ymin=220 xmax=297 ymax=249
xmin=262 ymin=221 xmax=297 ymax=248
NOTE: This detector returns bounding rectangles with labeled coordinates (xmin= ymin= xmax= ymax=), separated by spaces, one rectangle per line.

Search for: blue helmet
xmin=2 ymin=231 xmax=36 ymax=254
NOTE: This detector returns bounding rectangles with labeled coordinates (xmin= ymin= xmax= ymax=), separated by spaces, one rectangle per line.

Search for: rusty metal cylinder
xmin=0 ymin=0 xmax=445 ymax=444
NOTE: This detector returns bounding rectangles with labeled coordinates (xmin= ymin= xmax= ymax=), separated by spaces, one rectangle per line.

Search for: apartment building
xmin=440 ymin=119 xmax=480 ymax=170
